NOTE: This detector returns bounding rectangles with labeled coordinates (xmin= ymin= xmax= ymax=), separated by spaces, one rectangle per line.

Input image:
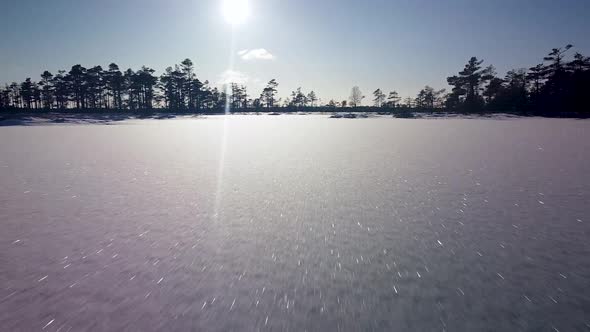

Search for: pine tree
xmin=372 ymin=89 xmax=386 ymax=107
xmin=260 ymin=79 xmax=279 ymax=108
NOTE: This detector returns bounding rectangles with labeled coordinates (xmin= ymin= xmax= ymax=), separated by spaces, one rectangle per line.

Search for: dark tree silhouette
xmin=68 ymin=65 xmax=87 ymax=109
xmin=1 ymin=48 xmax=589 ymax=117
xmin=446 ymin=57 xmax=494 ymax=112
xmin=53 ymin=70 xmax=69 ymax=109
xmin=416 ymin=86 xmax=445 ymax=109
xmin=373 ymin=89 xmax=385 ymax=107
xmin=106 ymin=63 xmax=124 ymax=109
xmin=39 ymin=71 xmax=54 ymax=109
xmin=484 ymin=69 xmax=528 ymax=113
xmin=386 ymin=91 xmax=400 ymax=108
xmin=526 ymin=64 xmax=546 ymax=97
xmin=0 ymin=84 xmax=9 ymax=108
xmin=289 ymin=88 xmax=307 ymax=108
xmin=20 ymin=78 xmax=34 ymax=109
xmin=307 ymin=91 xmax=318 ymax=107
xmin=260 ymin=79 xmax=279 ymax=108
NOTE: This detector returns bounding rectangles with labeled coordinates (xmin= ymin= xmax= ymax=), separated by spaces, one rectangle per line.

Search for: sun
xmin=222 ymin=0 xmax=250 ymax=25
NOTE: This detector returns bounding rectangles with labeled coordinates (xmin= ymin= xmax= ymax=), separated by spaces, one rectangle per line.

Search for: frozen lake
xmin=1 ymin=115 xmax=589 ymax=331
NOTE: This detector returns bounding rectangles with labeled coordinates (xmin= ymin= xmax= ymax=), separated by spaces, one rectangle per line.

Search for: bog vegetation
xmin=1 ymin=45 xmax=589 ymax=116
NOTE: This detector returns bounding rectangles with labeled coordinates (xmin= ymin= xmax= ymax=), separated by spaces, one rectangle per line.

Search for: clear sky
xmin=1 ymin=0 xmax=589 ymax=102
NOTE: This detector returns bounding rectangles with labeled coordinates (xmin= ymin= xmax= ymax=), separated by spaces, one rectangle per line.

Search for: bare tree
xmin=349 ymin=86 xmax=364 ymax=107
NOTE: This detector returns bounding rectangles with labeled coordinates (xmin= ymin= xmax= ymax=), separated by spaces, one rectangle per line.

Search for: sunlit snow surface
xmin=0 ymin=115 xmax=589 ymax=331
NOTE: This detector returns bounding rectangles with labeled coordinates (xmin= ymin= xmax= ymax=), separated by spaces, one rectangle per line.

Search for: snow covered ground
xmin=0 ymin=112 xmax=528 ymax=127
xmin=0 ymin=116 xmax=589 ymax=331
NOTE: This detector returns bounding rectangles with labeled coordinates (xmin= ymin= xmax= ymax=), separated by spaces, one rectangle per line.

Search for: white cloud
xmin=238 ymin=48 xmax=275 ymax=60
xmin=218 ymin=70 xmax=249 ymax=85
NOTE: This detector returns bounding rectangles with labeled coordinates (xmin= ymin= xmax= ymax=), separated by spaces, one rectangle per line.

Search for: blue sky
xmin=1 ymin=0 xmax=589 ymax=102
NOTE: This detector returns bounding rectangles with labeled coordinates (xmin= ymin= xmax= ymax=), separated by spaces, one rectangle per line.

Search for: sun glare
xmin=222 ymin=0 xmax=250 ymax=25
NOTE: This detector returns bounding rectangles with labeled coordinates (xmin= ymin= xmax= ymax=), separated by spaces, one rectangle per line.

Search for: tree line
xmin=444 ymin=45 xmax=590 ymax=115
xmin=1 ymin=45 xmax=589 ymax=116
xmin=0 ymin=58 xmax=283 ymax=112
